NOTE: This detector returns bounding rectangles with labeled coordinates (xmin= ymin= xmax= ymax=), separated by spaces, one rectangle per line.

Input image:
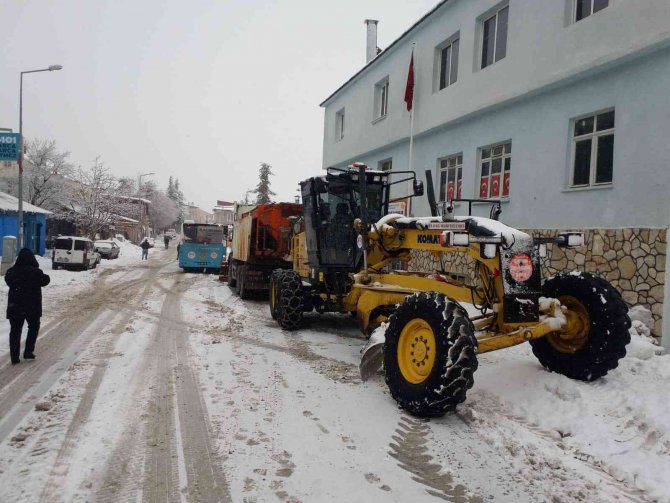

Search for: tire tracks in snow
xmin=140 ymin=272 xmax=231 ymax=503
xmin=40 ymin=259 xmax=169 ymax=501
xmin=0 ymin=270 xmax=150 ymax=443
xmin=459 ymin=391 xmax=652 ymax=502
xmin=389 ymin=415 xmax=483 ymax=502
xmin=205 ymin=297 xmax=360 ymax=385
xmin=198 ymin=285 xmax=302 ymax=502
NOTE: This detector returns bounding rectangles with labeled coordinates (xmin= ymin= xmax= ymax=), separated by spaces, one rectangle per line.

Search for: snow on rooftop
xmin=0 ymin=191 xmax=52 ymax=215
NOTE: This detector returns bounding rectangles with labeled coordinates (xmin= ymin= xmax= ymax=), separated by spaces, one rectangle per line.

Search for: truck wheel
xmin=269 ymin=270 xmax=285 ymax=320
xmin=228 ymin=263 xmax=237 ymax=289
xmin=384 ymin=292 xmax=478 ymax=418
xmin=239 ymin=267 xmax=250 ymax=299
xmin=277 ymin=271 xmax=304 ymax=330
xmin=530 ymin=272 xmax=631 ymax=381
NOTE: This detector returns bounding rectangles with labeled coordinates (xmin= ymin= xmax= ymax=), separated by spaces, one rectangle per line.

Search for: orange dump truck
xmin=228 ymin=203 xmax=303 ymax=298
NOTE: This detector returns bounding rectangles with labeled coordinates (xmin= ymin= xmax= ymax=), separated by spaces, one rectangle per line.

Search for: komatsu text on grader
xmin=269 ymin=164 xmax=630 ymax=417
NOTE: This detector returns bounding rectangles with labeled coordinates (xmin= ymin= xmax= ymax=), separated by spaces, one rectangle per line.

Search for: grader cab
xmin=269 ymin=164 xmax=631 ymax=418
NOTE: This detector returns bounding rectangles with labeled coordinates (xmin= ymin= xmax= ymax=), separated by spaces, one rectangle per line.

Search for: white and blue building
xmin=320 ymin=0 xmax=670 ymax=342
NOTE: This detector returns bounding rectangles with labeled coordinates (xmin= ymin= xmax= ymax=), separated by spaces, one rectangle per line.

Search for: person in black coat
xmin=5 ymin=248 xmax=50 ymax=364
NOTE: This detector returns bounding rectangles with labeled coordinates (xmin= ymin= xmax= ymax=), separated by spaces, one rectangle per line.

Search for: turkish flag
xmin=447 ymin=181 xmax=455 ymax=201
xmin=479 ymin=177 xmax=489 ymax=198
xmin=404 ymin=51 xmax=414 ymax=112
xmin=457 ymin=179 xmax=462 ymax=199
xmin=491 ymin=174 xmax=500 ymax=197
xmin=503 ymin=172 xmax=510 ymax=197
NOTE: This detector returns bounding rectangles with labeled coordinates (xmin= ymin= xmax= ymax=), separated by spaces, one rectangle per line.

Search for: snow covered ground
xmin=0 ymin=247 xmax=667 ymax=502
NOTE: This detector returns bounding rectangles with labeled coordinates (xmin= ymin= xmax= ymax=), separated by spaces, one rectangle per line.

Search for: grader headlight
xmin=509 ymin=253 xmax=533 ymax=282
xmin=440 ymin=231 xmax=469 ymax=247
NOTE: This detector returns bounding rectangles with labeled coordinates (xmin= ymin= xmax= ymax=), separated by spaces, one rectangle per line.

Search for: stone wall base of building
xmin=409 ymin=227 xmax=666 ymax=337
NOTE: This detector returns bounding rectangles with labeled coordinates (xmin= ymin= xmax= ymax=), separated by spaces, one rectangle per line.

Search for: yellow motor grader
xmin=269 ymin=164 xmax=630 ymax=417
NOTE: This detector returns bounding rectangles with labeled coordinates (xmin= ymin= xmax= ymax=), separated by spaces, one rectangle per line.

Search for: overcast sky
xmin=0 ymin=0 xmax=438 ymax=209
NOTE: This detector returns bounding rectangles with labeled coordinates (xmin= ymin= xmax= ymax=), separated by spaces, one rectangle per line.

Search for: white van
xmin=52 ymin=236 xmax=100 ymax=271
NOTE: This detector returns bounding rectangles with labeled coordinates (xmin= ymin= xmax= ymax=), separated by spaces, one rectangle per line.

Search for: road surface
xmin=0 ymin=247 xmax=659 ymax=502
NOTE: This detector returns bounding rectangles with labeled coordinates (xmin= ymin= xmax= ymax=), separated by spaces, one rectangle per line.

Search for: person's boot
xmin=11 ymin=358 xmax=20 ymax=364
xmin=23 ymin=352 xmax=35 ymax=360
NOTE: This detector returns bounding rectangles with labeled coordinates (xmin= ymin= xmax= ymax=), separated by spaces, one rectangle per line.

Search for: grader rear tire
xmin=269 ymin=270 xmax=285 ymax=320
xmin=277 ymin=271 xmax=304 ymax=330
xmin=383 ymin=292 xmax=478 ymax=418
xmin=530 ymin=272 xmax=631 ymax=381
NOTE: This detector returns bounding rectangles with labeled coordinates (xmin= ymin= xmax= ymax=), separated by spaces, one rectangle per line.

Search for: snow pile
xmin=468 ymin=321 xmax=669 ymax=501
xmin=97 ymin=239 xmax=143 ymax=267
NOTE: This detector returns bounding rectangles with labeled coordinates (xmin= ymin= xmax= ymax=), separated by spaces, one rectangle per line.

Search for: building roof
xmin=117 ymin=195 xmax=152 ymax=204
xmin=0 ymin=191 xmax=52 ymax=215
xmin=320 ymin=0 xmax=450 ymax=107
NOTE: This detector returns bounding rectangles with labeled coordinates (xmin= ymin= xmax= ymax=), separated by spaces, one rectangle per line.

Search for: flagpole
xmin=408 ymin=43 xmax=416 ymax=212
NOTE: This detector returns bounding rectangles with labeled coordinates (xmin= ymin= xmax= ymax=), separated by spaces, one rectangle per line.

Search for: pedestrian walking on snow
xmin=164 ymin=234 xmax=170 ymax=249
xmin=5 ymin=248 xmax=50 ymax=364
xmin=140 ymin=237 xmax=151 ymax=260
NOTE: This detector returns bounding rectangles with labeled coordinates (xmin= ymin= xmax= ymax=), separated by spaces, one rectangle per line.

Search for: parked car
xmin=52 ymin=236 xmax=100 ymax=271
xmin=94 ymin=240 xmax=121 ymax=259
xmin=166 ymin=228 xmax=177 ymax=239
xmin=115 ymin=234 xmax=126 ymax=242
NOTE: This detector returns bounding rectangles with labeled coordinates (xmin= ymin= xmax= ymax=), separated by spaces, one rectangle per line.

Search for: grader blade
xmin=359 ymin=329 xmax=385 ymax=381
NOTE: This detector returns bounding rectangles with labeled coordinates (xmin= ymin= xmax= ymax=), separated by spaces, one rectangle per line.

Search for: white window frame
xmin=438 ymin=153 xmax=463 ymax=202
xmin=479 ymin=3 xmax=509 ymax=70
xmin=569 ymin=109 xmax=615 ymax=188
xmin=573 ymin=0 xmax=609 ymax=23
xmin=335 ymin=108 xmax=345 ymax=141
xmin=434 ymin=33 xmax=460 ymax=92
xmin=373 ymin=77 xmax=389 ymax=122
xmin=478 ymin=141 xmax=511 ymax=199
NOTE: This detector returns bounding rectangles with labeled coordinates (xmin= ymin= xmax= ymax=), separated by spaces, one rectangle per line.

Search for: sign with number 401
xmin=0 ymin=133 xmax=20 ymax=162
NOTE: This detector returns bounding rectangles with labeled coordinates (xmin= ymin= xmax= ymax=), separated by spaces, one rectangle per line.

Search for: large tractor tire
xmin=269 ymin=270 xmax=285 ymax=320
xmin=383 ymin=292 xmax=478 ymax=418
xmin=530 ymin=272 xmax=631 ymax=381
xmin=276 ymin=270 xmax=304 ymax=330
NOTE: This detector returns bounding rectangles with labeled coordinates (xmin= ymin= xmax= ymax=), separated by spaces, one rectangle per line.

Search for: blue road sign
xmin=0 ymin=133 xmax=20 ymax=162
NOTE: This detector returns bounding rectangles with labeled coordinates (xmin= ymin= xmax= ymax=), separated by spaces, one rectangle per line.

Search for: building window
xmin=571 ymin=109 xmax=614 ymax=187
xmin=374 ymin=78 xmax=389 ymax=120
xmin=481 ymin=5 xmax=509 ymax=69
xmin=438 ymin=37 xmax=459 ymax=90
xmin=479 ymin=142 xmax=511 ymax=198
xmin=379 ymin=159 xmax=392 ymax=172
xmin=335 ymin=108 xmax=345 ymax=141
xmin=575 ymin=0 xmax=609 ymax=22
xmin=439 ymin=154 xmax=463 ymax=202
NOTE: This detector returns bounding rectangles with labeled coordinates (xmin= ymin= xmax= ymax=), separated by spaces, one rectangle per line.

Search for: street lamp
xmin=18 ymin=64 xmax=63 ymax=250
xmin=137 ymin=172 xmax=155 ymax=242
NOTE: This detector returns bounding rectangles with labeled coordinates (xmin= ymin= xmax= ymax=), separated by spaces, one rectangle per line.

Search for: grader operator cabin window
xmin=571 ymin=109 xmax=615 ymax=187
xmin=575 ymin=0 xmax=609 ymax=22
xmin=335 ymin=108 xmax=345 ymax=141
xmin=437 ymin=36 xmax=459 ymax=90
xmin=439 ymin=154 xmax=462 ymax=202
xmin=479 ymin=142 xmax=511 ymax=198
xmin=481 ymin=5 xmax=508 ymax=69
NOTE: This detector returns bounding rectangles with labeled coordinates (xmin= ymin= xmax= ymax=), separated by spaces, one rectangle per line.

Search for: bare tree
xmin=117 ymin=177 xmax=137 ymax=197
xmin=56 ymin=157 xmax=136 ymax=239
xmin=21 ymin=139 xmax=74 ymax=209
xmin=148 ymin=190 xmax=179 ymax=231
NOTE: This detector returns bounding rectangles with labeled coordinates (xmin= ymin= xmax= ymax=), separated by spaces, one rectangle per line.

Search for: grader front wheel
xmin=530 ymin=272 xmax=631 ymax=381
xmin=384 ymin=292 xmax=478 ymax=418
